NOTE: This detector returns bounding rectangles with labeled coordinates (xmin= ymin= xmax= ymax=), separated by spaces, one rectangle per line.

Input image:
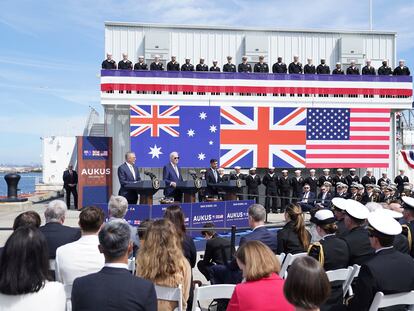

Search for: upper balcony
xmin=100 ymin=70 xmax=413 ymax=110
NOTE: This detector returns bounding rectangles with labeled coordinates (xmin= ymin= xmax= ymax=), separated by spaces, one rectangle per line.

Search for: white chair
xmin=368 ymin=291 xmax=414 ymax=311
xmin=128 ymin=257 xmax=136 ymax=275
xmin=279 ymin=253 xmax=308 ymax=279
xmin=154 ymin=284 xmax=183 ymax=311
xmin=277 ymin=253 xmax=286 ymax=265
xmin=326 ymin=267 xmax=353 ymax=297
xmin=342 ymin=264 xmax=360 ymax=297
xmin=191 ymin=284 xmax=236 ymax=311
xmin=49 ymin=259 xmax=56 ymax=271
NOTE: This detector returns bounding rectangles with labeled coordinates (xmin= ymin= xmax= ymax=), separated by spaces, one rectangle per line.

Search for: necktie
xmin=213 ymin=169 xmax=217 ymax=182
xmin=128 ymin=164 xmax=136 ymax=180
xmin=174 ymin=165 xmax=179 ymax=178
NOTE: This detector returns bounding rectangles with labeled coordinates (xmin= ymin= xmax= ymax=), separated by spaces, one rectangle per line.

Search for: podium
xmin=216 ymin=180 xmax=246 ymax=201
xmin=176 ymin=180 xmax=207 ymax=203
xmin=125 ymin=180 xmax=166 ymax=205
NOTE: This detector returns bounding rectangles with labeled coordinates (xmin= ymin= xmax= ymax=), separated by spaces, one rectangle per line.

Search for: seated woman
xmin=136 ymin=219 xmax=191 ymax=311
xmin=0 ymin=226 xmax=66 ymax=311
xmin=284 ymin=256 xmax=331 ymax=311
xmin=277 ymin=204 xmax=311 ymax=254
xmin=227 ymin=240 xmax=294 ymax=311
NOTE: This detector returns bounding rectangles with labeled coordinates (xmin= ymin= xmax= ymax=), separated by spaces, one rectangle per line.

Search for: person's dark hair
xmin=210 ymin=159 xmax=218 ymax=164
xmin=346 ymin=213 xmax=366 ymax=226
xmin=318 ymin=222 xmax=338 ymax=234
xmin=12 ymin=211 xmax=41 ymax=230
xmin=284 ymin=256 xmax=331 ymax=309
xmin=99 ymin=219 xmax=131 ymax=260
xmin=79 ymin=206 xmax=105 ymax=233
xmin=285 ymin=204 xmax=310 ymax=249
xmin=201 ymin=223 xmax=216 ymax=237
xmin=164 ymin=205 xmax=186 ymax=240
xmin=0 ymin=227 xmax=50 ymax=295
xmin=137 ymin=219 xmax=153 ymax=240
xmin=368 ymin=228 xmax=395 ymax=247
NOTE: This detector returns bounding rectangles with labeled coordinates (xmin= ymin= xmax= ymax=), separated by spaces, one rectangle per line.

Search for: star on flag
xmin=148 ymin=144 xmax=163 ymax=159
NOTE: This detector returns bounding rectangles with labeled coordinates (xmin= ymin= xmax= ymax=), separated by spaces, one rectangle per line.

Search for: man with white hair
xmin=393 ymin=59 xmax=410 ymax=76
xmin=162 ymin=151 xmax=183 ymax=202
xmin=346 ymin=60 xmax=360 ymax=75
xmin=39 ymin=200 xmax=81 ymax=260
xmin=118 ymin=151 xmax=141 ymax=204
xmin=101 ymin=53 xmax=116 ymax=69
xmin=362 ymin=59 xmax=375 ymax=75
xmin=134 ymin=55 xmax=147 ymax=70
xmin=288 ymin=55 xmax=303 ymax=74
xmin=118 ymin=53 xmax=132 ymax=70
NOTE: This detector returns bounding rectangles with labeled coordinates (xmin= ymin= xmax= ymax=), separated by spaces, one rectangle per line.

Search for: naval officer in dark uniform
xmin=238 ymin=56 xmax=252 ymax=73
xmin=272 ymin=57 xmax=287 ymax=73
xmin=278 ymin=170 xmax=291 ymax=213
xmin=341 ymin=200 xmax=374 ymax=265
xmin=288 ymin=55 xmax=303 ymax=74
xmin=102 ymin=53 xmax=117 ymax=69
xmin=167 ymin=55 xmax=180 ymax=71
xmin=262 ymin=167 xmax=278 ymax=214
xmin=254 ymin=55 xmax=269 ymax=73
xmin=332 ymin=197 xmax=348 ymax=237
xmin=361 ymin=59 xmax=376 ymax=75
xmin=316 ymin=58 xmax=330 ymax=74
xmin=332 ymin=62 xmax=345 ymax=74
xmin=150 ymin=55 xmax=164 ymax=71
xmin=134 ymin=56 xmax=147 ymax=70
xmin=181 ymin=57 xmax=194 ymax=71
xmin=402 ymin=196 xmax=414 ymax=258
xmin=347 ymin=210 xmax=414 ymax=311
xmin=290 ymin=170 xmax=304 ymax=203
xmin=230 ymin=166 xmax=246 ymax=200
xmin=377 ymin=59 xmax=393 ymax=75
xmin=196 ymin=58 xmax=209 ymax=71
xmin=223 ymin=56 xmax=236 ymax=72
xmin=361 ymin=169 xmax=376 ymax=187
xmin=304 ymin=169 xmax=318 ymax=194
xmin=318 ymin=169 xmax=333 ymax=188
xmin=209 ymin=60 xmax=221 ymax=72
xmin=118 ymin=53 xmax=133 ymax=70
xmin=304 ymin=58 xmax=316 ymax=74
xmin=346 ymin=60 xmax=360 ymax=75
xmin=246 ymin=168 xmax=261 ymax=204
xmin=345 ymin=168 xmax=360 ymax=188
xmin=393 ymin=59 xmax=411 ymax=75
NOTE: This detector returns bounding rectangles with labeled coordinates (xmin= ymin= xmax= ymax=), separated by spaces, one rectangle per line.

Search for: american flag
xmin=306 ymin=108 xmax=390 ymax=168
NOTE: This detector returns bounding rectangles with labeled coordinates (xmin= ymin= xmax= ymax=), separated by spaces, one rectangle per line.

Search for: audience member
xmin=55 ymin=207 xmax=105 ymax=307
xmin=136 ymin=219 xmax=191 ymax=311
xmin=108 ymin=195 xmax=140 ymax=250
xmin=137 ymin=219 xmax=153 ymax=248
xmin=197 ymin=223 xmax=233 ymax=281
xmin=331 ymin=198 xmax=348 ymax=237
xmin=284 ymin=256 xmax=331 ymax=311
xmin=277 ymin=204 xmax=311 ymax=254
xmin=71 ymin=220 xmax=157 ymax=311
xmin=227 ymin=241 xmax=294 ymax=311
xmin=39 ymin=200 xmax=81 ymax=260
xmin=0 ymin=227 xmax=66 ymax=311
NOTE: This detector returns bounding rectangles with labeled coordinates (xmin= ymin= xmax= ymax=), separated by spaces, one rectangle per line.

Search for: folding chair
xmin=326 ymin=267 xmax=353 ymax=283
xmin=191 ymin=284 xmax=236 ymax=311
xmin=342 ymin=264 xmax=360 ymax=297
xmin=368 ymin=291 xmax=414 ymax=311
xmin=154 ymin=284 xmax=183 ymax=311
xmin=279 ymin=253 xmax=308 ymax=279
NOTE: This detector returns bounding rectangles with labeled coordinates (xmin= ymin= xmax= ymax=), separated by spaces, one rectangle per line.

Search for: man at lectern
xmin=118 ymin=151 xmax=141 ymax=204
xmin=163 ymin=151 xmax=183 ymax=202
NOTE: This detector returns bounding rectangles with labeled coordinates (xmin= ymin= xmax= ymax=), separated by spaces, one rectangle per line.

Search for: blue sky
xmin=1 ymin=0 xmax=413 ymax=164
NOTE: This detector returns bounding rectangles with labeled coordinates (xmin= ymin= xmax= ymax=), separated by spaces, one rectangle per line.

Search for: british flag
xmin=220 ymin=106 xmax=306 ymax=168
xmin=130 ymin=105 xmax=180 ymax=137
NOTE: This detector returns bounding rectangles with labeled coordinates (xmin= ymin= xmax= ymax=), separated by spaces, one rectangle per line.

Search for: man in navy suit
xmin=315 ymin=185 xmax=333 ymax=209
xmin=298 ymin=184 xmax=316 ymax=212
xmin=163 ymin=151 xmax=184 ymax=202
xmin=205 ymin=159 xmax=221 ymax=198
xmin=72 ymin=220 xmax=157 ymax=311
xmin=118 ymin=151 xmax=141 ymax=204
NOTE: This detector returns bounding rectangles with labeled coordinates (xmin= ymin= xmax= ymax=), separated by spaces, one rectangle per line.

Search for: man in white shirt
xmin=55 ymin=206 xmax=105 ymax=307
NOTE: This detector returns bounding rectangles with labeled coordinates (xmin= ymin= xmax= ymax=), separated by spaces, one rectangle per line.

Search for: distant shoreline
xmin=0 ymin=168 xmax=42 ymax=174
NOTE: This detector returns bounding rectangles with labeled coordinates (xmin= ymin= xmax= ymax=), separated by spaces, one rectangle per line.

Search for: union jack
xmin=220 ymin=106 xmax=306 ymax=168
xmin=130 ymin=105 xmax=180 ymax=137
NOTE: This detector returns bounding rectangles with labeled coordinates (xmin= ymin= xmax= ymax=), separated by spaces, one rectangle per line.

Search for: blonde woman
xmin=227 ymin=241 xmax=294 ymax=311
xmin=136 ymin=219 xmax=191 ymax=311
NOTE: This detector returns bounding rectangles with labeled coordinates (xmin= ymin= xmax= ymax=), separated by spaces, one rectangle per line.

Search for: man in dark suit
xmin=361 ymin=169 xmax=376 ymax=187
xmin=393 ymin=59 xmax=410 ymax=76
xmin=262 ymin=167 xmax=278 ymax=214
xmin=72 ymin=220 xmax=157 ymax=311
xmin=246 ymin=168 xmax=261 ymax=204
xmin=163 ymin=151 xmax=184 ymax=202
xmin=205 ymin=159 xmax=221 ymax=198
xmin=361 ymin=59 xmax=376 ymax=75
xmin=347 ymin=211 xmax=414 ymax=311
xmin=288 ymin=55 xmax=303 ymax=74
xmin=63 ymin=164 xmax=78 ymax=209
xmin=346 ymin=60 xmax=360 ymax=75
xmin=278 ymin=170 xmax=291 ymax=213
xmin=39 ymin=200 xmax=81 ymax=260
xmin=118 ymin=151 xmax=141 ymax=204
xmin=395 ymin=169 xmax=409 ymax=194
xmin=298 ymin=184 xmax=316 ymax=212
xmin=197 ymin=223 xmax=233 ymax=281
xmin=315 ymin=185 xmax=333 ymax=209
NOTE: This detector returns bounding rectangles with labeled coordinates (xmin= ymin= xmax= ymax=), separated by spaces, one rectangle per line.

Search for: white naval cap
xmin=366 ymin=59 xmax=372 ymax=62
xmin=336 ymin=62 xmax=341 ymax=65
xmin=337 ymin=168 xmax=343 ymax=172
xmin=366 ymin=168 xmax=373 ymax=172
xmin=138 ymin=55 xmax=144 ymax=59
xmin=199 ymin=57 xmax=205 ymax=60
xmin=282 ymin=169 xmax=288 ymax=173
xmin=234 ymin=166 xmax=241 ymax=169
xmin=402 ymin=196 xmax=414 ymax=210
xmin=365 ymin=202 xmax=383 ymax=213
xmin=345 ymin=199 xmax=369 ymax=220
xmin=376 ymin=208 xmax=403 ymax=219
xmin=269 ymin=166 xmax=275 ymax=170
xmin=213 ymin=59 xmax=218 ymax=62
xmin=350 ymin=168 xmax=356 ymax=172
xmin=309 ymin=169 xmax=316 ymax=172
xmin=293 ymin=55 xmax=299 ymax=58
xmin=368 ymin=210 xmax=402 ymax=236
xmin=331 ymin=197 xmax=347 ymax=211
xmin=294 ymin=169 xmax=301 ymax=173
xmin=185 ymin=56 xmax=191 ymax=60
xmin=227 ymin=55 xmax=233 ymax=59
xmin=154 ymin=54 xmax=160 ymax=58
xmin=323 ymin=169 xmax=330 ymax=172
xmin=310 ymin=209 xmax=335 ymax=225
xmin=399 ymin=59 xmax=405 ymax=62
xmin=218 ymin=167 xmax=225 ymax=172
xmin=381 ymin=171 xmax=388 ymax=175
xmin=250 ymin=167 xmax=256 ymax=171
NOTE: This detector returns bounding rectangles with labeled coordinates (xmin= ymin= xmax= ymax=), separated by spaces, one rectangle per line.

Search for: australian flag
xmin=130 ymin=105 xmax=220 ymax=167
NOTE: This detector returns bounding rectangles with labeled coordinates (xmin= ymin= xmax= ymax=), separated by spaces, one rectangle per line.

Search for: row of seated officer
xmin=102 ymin=52 xmax=411 ymax=76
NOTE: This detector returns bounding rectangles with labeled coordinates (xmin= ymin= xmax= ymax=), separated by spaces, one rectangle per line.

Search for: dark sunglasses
xmin=174 ymin=157 xmax=180 ymax=159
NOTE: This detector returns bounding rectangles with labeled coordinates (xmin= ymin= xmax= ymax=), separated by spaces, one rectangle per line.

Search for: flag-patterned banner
xmin=130 ymin=105 xmax=390 ymax=168
xmin=401 ymin=150 xmax=414 ymax=169
xmin=102 ymin=70 xmax=412 ymax=97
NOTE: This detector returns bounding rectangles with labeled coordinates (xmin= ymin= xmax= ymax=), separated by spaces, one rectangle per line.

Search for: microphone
xmin=189 ymin=170 xmax=198 ymax=180
xmin=144 ymin=171 xmax=156 ymax=179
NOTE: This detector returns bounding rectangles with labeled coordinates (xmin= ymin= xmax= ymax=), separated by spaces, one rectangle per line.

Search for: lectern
xmin=125 ymin=180 xmax=166 ymax=205
xmin=176 ymin=179 xmax=207 ymax=203
xmin=216 ymin=180 xmax=246 ymax=201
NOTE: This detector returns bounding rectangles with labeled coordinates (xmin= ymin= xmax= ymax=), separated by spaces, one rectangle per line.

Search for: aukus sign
xmin=77 ymin=136 xmax=113 ymax=209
